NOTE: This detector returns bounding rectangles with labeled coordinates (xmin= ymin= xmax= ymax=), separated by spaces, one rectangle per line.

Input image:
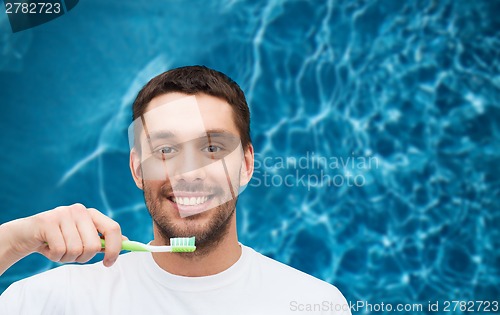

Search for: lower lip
xmin=167 ymin=196 xmax=214 ymax=217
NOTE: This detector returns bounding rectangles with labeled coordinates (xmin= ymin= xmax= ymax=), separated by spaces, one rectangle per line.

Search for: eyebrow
xmin=148 ymin=130 xmax=175 ymax=141
xmin=147 ymin=129 xmax=236 ymax=141
xmin=204 ymin=129 xmax=236 ymax=138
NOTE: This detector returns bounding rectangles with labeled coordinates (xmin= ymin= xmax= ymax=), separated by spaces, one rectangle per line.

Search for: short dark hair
xmin=132 ymin=65 xmax=251 ymax=148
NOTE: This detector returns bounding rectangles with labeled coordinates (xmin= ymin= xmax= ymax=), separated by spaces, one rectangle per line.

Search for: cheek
xmin=205 ymin=159 xmax=239 ymax=182
xmin=140 ymin=157 xmax=170 ymax=181
xmin=222 ymin=153 xmax=245 ymax=178
xmin=143 ymin=180 xmax=166 ymax=196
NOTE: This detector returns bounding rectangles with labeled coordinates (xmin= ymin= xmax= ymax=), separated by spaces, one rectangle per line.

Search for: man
xmin=0 ymin=66 xmax=350 ymax=314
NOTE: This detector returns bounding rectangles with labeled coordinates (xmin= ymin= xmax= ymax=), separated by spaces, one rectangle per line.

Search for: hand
xmin=2 ymin=204 xmax=123 ymax=269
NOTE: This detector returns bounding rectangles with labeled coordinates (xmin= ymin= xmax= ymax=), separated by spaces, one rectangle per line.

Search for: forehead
xmin=143 ymin=92 xmax=239 ymax=139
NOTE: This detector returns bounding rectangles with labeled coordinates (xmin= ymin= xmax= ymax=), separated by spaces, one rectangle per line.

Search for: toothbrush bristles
xmin=170 ymin=237 xmax=196 ymax=252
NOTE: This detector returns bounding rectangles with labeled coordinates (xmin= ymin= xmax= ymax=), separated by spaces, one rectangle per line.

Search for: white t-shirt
xmin=0 ymin=244 xmax=350 ymax=315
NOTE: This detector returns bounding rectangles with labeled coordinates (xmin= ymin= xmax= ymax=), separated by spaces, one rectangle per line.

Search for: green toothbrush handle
xmin=100 ymin=239 xmax=150 ymax=252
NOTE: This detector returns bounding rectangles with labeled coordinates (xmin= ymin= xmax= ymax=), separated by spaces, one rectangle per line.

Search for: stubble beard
xmin=142 ymin=179 xmax=237 ymax=257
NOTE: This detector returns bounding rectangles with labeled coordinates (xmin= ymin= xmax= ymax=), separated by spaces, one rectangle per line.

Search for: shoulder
xmin=242 ymin=245 xmax=351 ymax=314
xmin=244 ymin=245 xmax=346 ymax=299
xmin=0 ymin=253 xmax=142 ymax=314
xmin=1 ymin=252 xmax=140 ymax=298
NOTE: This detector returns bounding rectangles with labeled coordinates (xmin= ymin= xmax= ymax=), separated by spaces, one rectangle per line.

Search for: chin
xmin=145 ymin=187 xmax=237 ymax=248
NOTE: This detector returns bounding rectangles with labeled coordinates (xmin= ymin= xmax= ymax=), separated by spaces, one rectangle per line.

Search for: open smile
xmin=166 ymin=193 xmax=215 ymax=216
xmin=170 ymin=195 xmax=211 ymax=206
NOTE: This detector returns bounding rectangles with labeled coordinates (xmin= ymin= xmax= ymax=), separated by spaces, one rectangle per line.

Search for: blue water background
xmin=1 ymin=0 xmax=499 ymax=313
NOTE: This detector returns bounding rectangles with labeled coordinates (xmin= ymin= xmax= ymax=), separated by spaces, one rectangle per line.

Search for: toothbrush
xmin=100 ymin=237 xmax=196 ymax=253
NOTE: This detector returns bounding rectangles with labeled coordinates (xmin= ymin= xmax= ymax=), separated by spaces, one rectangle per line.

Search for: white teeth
xmin=173 ymin=196 xmax=209 ymax=206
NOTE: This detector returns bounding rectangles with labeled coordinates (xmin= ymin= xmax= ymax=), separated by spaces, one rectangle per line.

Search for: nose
xmin=169 ymin=146 xmax=207 ymax=182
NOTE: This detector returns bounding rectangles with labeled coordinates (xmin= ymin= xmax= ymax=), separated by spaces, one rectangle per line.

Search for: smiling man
xmin=0 ymin=66 xmax=350 ymax=314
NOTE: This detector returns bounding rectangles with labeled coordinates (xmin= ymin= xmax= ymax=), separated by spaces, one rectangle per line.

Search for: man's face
xmin=129 ymin=92 xmax=253 ymax=250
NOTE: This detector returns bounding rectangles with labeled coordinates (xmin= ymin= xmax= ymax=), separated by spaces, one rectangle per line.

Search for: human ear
xmin=239 ymin=143 xmax=254 ymax=187
xmin=129 ymin=148 xmax=144 ymax=190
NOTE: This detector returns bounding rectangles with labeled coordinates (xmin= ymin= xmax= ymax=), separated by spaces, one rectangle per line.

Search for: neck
xmin=150 ymin=215 xmax=241 ymax=277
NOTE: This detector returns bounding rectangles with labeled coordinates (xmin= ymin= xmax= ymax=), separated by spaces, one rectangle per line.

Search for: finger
xmin=75 ymin=214 xmax=102 ymax=263
xmin=98 ymin=235 xmax=128 ymax=253
xmin=38 ymin=225 xmax=66 ymax=262
xmin=59 ymin=219 xmax=83 ymax=263
xmin=87 ymin=208 xmax=122 ymax=267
